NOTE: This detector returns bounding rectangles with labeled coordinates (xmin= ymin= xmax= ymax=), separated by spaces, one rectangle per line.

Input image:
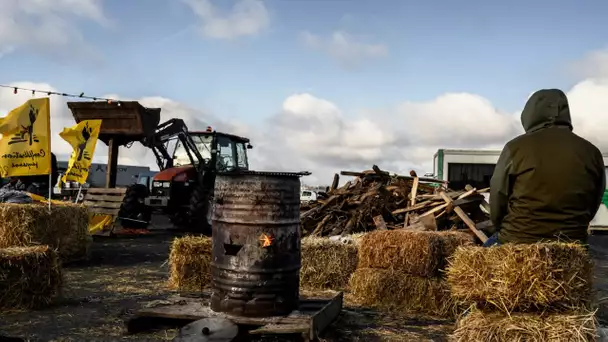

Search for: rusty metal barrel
xmin=210 ymin=171 xmax=303 ymax=317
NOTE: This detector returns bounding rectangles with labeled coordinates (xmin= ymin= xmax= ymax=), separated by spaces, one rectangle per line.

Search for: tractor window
xmin=236 ymin=143 xmax=248 ymax=169
xmin=216 ymin=136 xmax=236 ymax=172
xmin=173 ymin=135 xmax=213 ymax=167
xmin=137 ymin=176 xmax=150 ymax=187
xmin=192 ymin=135 xmax=213 ymax=161
xmin=173 ymin=140 xmax=191 ymax=166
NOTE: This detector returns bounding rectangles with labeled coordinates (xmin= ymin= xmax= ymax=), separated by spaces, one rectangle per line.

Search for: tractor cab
xmin=145 ymin=126 xmax=252 ymax=225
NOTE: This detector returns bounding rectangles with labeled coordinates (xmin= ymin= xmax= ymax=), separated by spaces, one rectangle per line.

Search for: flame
xmin=259 ymin=233 xmax=273 ymax=247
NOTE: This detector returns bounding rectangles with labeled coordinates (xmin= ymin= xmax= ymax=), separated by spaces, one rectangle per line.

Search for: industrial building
xmin=56 ymin=161 xmax=154 ymax=188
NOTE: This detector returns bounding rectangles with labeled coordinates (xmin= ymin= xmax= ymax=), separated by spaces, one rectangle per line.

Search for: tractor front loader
xmin=67 ymin=101 xmax=252 ymax=236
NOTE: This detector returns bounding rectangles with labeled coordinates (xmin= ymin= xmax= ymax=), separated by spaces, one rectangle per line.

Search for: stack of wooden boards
xmin=300 ymin=165 xmax=491 ymax=242
xmin=447 ymin=243 xmax=596 ymax=341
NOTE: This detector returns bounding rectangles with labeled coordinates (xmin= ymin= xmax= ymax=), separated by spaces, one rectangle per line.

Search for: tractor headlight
xmin=153 ymin=181 xmax=162 ymax=188
xmin=162 ymin=182 xmax=171 ymax=188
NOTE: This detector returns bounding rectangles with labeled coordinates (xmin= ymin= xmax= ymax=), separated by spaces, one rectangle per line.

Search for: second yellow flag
xmin=60 ymin=119 xmax=102 ymax=185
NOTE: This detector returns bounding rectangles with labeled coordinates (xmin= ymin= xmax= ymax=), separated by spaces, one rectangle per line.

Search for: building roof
xmin=434 ymin=148 xmax=608 ymax=158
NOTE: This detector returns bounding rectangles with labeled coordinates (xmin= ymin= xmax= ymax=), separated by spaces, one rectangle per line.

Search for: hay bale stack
xmin=0 ymin=245 xmax=62 ymax=309
xmin=447 ymin=243 xmax=595 ymax=341
xmin=447 ymin=242 xmax=593 ymax=312
xmin=358 ymin=230 xmax=473 ymax=277
xmin=300 ymin=236 xmax=358 ymax=290
xmin=349 ymin=268 xmax=455 ymax=317
xmin=168 ymin=236 xmax=212 ymax=292
xmin=451 ymin=308 xmax=596 ymax=342
xmin=358 ymin=230 xmax=444 ymax=277
xmin=0 ymin=203 xmax=91 ymax=263
xmin=350 ymin=230 xmax=473 ymax=317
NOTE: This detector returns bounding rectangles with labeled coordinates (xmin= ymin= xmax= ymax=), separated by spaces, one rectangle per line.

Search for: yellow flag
xmin=60 ymin=119 xmax=102 ymax=185
xmin=0 ymin=97 xmax=51 ymax=177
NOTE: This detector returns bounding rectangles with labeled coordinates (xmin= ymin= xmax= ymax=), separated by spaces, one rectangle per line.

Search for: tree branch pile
xmin=300 ymin=165 xmax=492 ymax=241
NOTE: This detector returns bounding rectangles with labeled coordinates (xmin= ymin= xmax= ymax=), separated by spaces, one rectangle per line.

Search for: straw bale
xmin=0 ymin=245 xmax=62 ymax=309
xmin=0 ymin=203 xmax=91 ymax=263
xmin=451 ymin=308 xmax=597 ymax=342
xmin=168 ymin=236 xmax=212 ymax=292
xmin=447 ymin=242 xmax=593 ymax=313
xmin=300 ymin=236 xmax=358 ymax=290
xmin=437 ymin=231 xmax=475 ymax=257
xmin=349 ymin=267 xmax=456 ymax=318
xmin=357 ymin=230 xmax=445 ymax=277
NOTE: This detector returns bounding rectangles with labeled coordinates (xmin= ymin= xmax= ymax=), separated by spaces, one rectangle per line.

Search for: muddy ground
xmin=1 ymin=231 xmax=608 ymax=342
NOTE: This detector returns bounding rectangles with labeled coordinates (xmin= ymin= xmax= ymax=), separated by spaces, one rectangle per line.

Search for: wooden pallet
xmin=126 ymin=291 xmax=343 ymax=341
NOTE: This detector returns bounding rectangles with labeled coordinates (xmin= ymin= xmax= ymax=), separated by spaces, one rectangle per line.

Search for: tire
xmin=187 ymin=181 xmax=212 ymax=235
xmin=118 ymin=184 xmax=151 ymax=229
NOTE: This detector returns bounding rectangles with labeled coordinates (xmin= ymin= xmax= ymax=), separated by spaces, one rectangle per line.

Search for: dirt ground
xmin=1 ymin=231 xmax=608 ymax=342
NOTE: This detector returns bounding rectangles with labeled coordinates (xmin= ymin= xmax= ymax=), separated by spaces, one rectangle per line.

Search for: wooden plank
xmin=330 ymin=174 xmax=339 ymax=192
xmin=419 ymin=202 xmax=449 ymax=217
xmin=83 ymin=201 xmax=122 ymax=208
xmin=475 ymin=220 xmax=494 ymax=231
xmin=391 ymin=200 xmax=433 ymax=215
xmin=452 ymin=194 xmax=485 ymax=207
xmin=88 ymin=207 xmax=120 ymax=216
xmin=86 ymin=187 xmax=127 ymax=195
xmin=373 ymin=215 xmax=388 ymax=230
xmin=480 ymin=199 xmax=491 ymax=214
xmin=418 ymin=213 xmax=438 ymax=231
xmin=308 ymin=291 xmax=343 ymax=341
xmin=84 ymin=195 xmax=126 ymax=202
xmin=131 ymin=293 xmax=341 ymax=328
xmin=249 ymin=324 xmax=309 ymax=335
xmin=133 ymin=300 xmax=307 ymax=326
xmin=106 ymin=138 xmax=119 ymax=188
xmin=456 ymin=188 xmax=477 ymax=200
xmin=404 ymin=177 xmax=419 ymax=228
xmin=439 ymin=192 xmax=488 ymax=243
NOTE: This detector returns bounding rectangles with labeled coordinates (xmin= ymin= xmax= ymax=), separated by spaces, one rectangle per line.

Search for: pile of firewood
xmin=300 ymin=165 xmax=492 ymax=242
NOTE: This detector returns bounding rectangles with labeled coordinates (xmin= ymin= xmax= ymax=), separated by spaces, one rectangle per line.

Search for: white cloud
xmin=570 ymin=48 xmax=608 ymax=81
xmin=0 ymin=0 xmax=108 ymax=60
xmin=183 ymin=0 xmax=270 ymax=39
xmin=302 ymin=30 xmax=388 ymax=68
xmin=5 ymin=49 xmax=608 ymax=186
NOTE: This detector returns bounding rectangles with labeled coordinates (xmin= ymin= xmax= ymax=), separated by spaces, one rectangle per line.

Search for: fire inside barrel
xmin=210 ymin=171 xmax=303 ymax=317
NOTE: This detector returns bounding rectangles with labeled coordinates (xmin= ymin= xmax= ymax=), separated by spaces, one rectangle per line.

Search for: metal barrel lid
xmin=172 ymin=318 xmax=238 ymax=342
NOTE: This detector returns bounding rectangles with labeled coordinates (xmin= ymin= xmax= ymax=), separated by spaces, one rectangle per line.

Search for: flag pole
xmin=48 ymin=172 xmax=52 ymax=210
xmin=75 ymin=184 xmax=83 ymax=204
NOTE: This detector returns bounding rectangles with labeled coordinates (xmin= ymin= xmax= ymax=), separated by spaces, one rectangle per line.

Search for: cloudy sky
xmin=1 ymin=0 xmax=608 ymax=185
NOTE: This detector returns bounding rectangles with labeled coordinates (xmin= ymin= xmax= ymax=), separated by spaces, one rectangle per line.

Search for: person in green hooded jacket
xmin=487 ymin=89 xmax=606 ymax=246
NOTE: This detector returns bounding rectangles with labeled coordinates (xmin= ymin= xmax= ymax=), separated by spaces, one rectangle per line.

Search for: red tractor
xmin=117 ymin=118 xmax=252 ymax=234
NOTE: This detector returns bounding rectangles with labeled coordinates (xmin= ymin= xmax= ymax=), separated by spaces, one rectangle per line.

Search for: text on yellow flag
xmin=0 ymin=97 xmax=51 ymax=177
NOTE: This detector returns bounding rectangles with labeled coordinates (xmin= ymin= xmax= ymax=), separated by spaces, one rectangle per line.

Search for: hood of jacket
xmin=521 ymin=89 xmax=573 ymax=133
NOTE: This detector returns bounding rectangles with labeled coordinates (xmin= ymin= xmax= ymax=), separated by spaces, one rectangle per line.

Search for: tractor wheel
xmin=118 ymin=184 xmax=151 ymax=229
xmin=188 ymin=181 xmax=212 ymax=235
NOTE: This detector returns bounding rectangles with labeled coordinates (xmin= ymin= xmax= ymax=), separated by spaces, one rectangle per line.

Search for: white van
xmin=300 ymin=190 xmax=318 ymax=203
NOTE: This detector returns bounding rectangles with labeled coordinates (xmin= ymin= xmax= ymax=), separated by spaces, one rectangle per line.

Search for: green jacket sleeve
xmin=490 ymin=146 xmax=514 ymax=230
xmin=592 ymin=152 xmax=606 ymax=217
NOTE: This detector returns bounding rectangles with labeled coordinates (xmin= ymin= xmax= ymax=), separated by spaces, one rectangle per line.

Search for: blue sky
xmin=1 ymin=0 xmax=607 ymax=182
xmin=1 ymin=0 xmax=605 ymax=121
